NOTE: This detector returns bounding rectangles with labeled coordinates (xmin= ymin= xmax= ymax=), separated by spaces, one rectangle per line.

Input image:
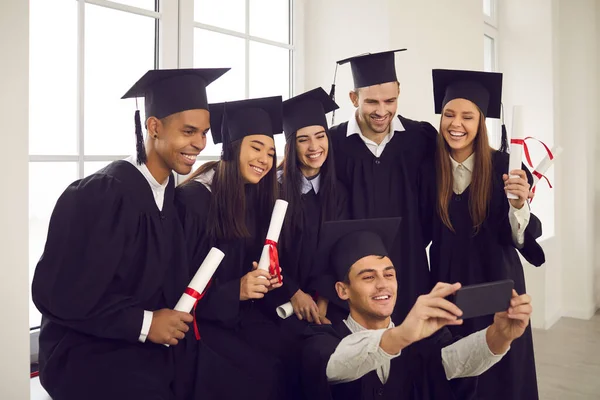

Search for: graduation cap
xmin=319 ymin=218 xmax=401 ymax=282
xmin=209 ymin=95 xmax=283 ymax=161
xmin=432 ymin=69 xmax=503 ymax=119
xmin=336 ymin=49 xmax=407 ymax=89
xmin=282 ymin=87 xmax=339 ymax=142
xmin=122 ymin=68 xmax=229 ymax=165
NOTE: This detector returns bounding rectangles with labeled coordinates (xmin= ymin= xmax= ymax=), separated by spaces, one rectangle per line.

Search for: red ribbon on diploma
xmin=265 ymin=239 xmax=282 ymax=284
xmin=510 ymin=137 xmax=554 ymax=168
xmin=184 ymin=280 xmax=211 ymax=340
xmin=532 ymin=170 xmax=553 ymax=195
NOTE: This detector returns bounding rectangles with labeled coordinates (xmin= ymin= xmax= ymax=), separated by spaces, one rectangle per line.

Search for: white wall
xmin=556 ymin=0 xmax=598 ymax=320
xmin=595 ymin=0 xmax=600 ymax=310
xmin=0 ymin=0 xmax=31 ymax=398
xmin=303 ymin=0 xmax=482 ymax=126
xmin=497 ymin=0 xmax=561 ymax=329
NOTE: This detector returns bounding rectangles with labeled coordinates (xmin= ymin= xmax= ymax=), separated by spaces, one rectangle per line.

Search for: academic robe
xmin=301 ymin=322 xmax=477 ymax=400
xmin=270 ymin=179 xmax=350 ymax=323
xmin=328 ymin=115 xmax=437 ymax=321
xmin=31 ymin=161 xmax=189 ymax=400
xmin=428 ymin=150 xmax=545 ymax=400
xmin=174 ymin=180 xmax=293 ymax=400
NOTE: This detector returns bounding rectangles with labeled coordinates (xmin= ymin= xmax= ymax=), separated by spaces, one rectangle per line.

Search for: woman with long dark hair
xmin=428 ymin=69 xmax=545 ymax=400
xmin=275 ymin=87 xmax=349 ymax=327
xmin=174 ymin=95 xmax=288 ymax=400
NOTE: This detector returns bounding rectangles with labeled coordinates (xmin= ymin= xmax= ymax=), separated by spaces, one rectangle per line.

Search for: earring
xmin=153 ymin=134 xmax=158 ymax=139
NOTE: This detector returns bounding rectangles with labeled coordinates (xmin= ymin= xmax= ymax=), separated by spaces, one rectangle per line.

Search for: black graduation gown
xmin=301 ymin=322 xmax=477 ymax=400
xmin=329 ymin=115 xmax=437 ymax=321
xmin=174 ymin=180 xmax=292 ymax=400
xmin=31 ymin=161 xmax=189 ymax=400
xmin=428 ymin=151 xmax=545 ymax=400
xmin=271 ymin=180 xmax=349 ymax=324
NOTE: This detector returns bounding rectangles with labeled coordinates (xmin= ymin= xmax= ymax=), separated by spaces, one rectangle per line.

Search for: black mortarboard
xmin=319 ymin=218 xmax=401 ymax=282
xmin=209 ymin=95 xmax=283 ymax=161
xmin=282 ymin=87 xmax=339 ymax=142
xmin=122 ymin=68 xmax=229 ymax=164
xmin=432 ymin=69 xmax=503 ymax=119
xmin=336 ymin=49 xmax=407 ymax=89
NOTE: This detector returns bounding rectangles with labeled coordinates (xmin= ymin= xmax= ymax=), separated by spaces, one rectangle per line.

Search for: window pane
xmin=29 ymin=0 xmax=77 ymax=155
xmin=249 ymin=41 xmax=290 ymax=99
xmin=84 ymin=4 xmax=156 ymax=156
xmin=29 ymin=162 xmax=78 ymax=328
xmin=84 ymin=160 xmax=114 ymax=177
xmin=112 ymin=0 xmax=156 ymax=10
xmin=194 ymin=29 xmax=246 ymax=156
xmin=483 ymin=0 xmax=493 ymax=16
xmin=194 ymin=0 xmax=245 ymax=33
xmin=484 ymin=35 xmax=494 ymax=72
xmin=249 ymin=0 xmax=289 ymax=43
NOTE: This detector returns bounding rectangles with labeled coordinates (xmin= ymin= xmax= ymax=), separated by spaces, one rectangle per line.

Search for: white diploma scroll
xmin=257 ymin=199 xmax=288 ymax=277
xmin=507 ymin=105 xmax=524 ymax=200
xmin=532 ymin=146 xmax=562 ymax=188
xmin=174 ymin=247 xmax=225 ymax=312
xmin=276 ymin=301 xmax=294 ymax=319
xmin=165 ymin=247 xmax=224 ymax=347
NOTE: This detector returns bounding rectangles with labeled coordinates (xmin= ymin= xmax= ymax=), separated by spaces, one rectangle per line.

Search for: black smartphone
xmin=450 ymin=279 xmax=514 ymax=319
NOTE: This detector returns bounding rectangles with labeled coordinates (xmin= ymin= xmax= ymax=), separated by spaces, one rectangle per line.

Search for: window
xmin=28 ymin=0 xmax=296 ymax=355
xmin=29 ymin=0 xmax=161 ymax=330
xmin=483 ymin=0 xmax=500 ymax=148
xmin=191 ymin=0 xmax=294 ymax=164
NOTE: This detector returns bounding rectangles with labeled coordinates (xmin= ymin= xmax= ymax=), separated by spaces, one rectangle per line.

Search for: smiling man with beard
xmin=301 ymin=218 xmax=534 ymax=400
xmin=327 ymin=50 xmax=437 ymax=323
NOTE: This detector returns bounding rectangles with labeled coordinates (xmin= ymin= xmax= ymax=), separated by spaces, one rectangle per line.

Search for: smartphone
xmin=450 ymin=279 xmax=514 ymax=319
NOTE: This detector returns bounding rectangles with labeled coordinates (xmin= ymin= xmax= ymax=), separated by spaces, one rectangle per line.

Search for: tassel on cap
xmin=499 ymin=103 xmax=509 ymax=153
xmin=135 ymin=110 xmax=147 ymax=165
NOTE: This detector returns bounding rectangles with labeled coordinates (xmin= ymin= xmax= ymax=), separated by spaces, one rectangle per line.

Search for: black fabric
xmin=428 ymin=150 xmax=545 ymax=400
xmin=121 ymin=68 xmax=229 ymax=119
xmin=337 ymin=49 xmax=407 ymax=88
xmin=282 ymin=87 xmax=339 ymax=141
xmin=31 ymin=161 xmax=189 ymax=400
xmin=328 ymin=115 xmax=436 ymax=322
xmin=432 ymin=69 xmax=503 ymax=119
xmin=174 ymin=180 xmax=295 ymax=399
xmin=301 ymin=321 xmax=477 ymax=400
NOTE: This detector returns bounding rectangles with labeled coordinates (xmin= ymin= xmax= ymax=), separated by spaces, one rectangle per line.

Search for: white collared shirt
xmin=124 ymin=156 xmax=171 ymax=343
xmin=325 ymin=314 xmax=505 ymax=385
xmin=346 ymin=111 xmax=405 ymax=157
xmin=449 ymin=153 xmax=530 ymax=247
xmin=277 ymin=169 xmax=321 ymax=195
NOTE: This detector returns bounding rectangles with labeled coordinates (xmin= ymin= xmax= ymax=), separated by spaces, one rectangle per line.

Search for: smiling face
xmin=440 ymin=98 xmax=481 ymax=162
xmin=350 ymin=81 xmax=400 ymax=136
xmin=295 ymin=125 xmax=329 ymax=177
xmin=147 ymin=109 xmax=210 ymax=178
xmin=238 ymin=134 xmax=275 ymax=184
xmin=335 ymin=255 xmax=397 ymax=327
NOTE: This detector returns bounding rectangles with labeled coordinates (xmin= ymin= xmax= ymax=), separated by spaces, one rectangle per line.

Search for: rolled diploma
xmin=257 ymin=199 xmax=288 ymax=276
xmin=532 ymin=146 xmax=563 ymax=187
xmin=507 ymin=106 xmax=524 ymax=200
xmin=164 ymin=247 xmax=224 ymax=347
xmin=174 ymin=247 xmax=225 ymax=312
xmin=276 ymin=301 xmax=294 ymax=319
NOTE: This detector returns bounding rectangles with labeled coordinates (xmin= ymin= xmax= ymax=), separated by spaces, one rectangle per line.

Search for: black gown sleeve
xmin=174 ymin=182 xmax=241 ymax=326
xmin=32 ymin=176 xmax=144 ymax=343
xmin=301 ymin=324 xmax=341 ymax=400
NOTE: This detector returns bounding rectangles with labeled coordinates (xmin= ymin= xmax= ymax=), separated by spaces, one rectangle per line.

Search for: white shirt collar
xmin=346 ymin=110 xmax=405 ymax=140
xmin=193 ymin=168 xmax=215 ymax=192
xmin=450 ymin=152 xmax=475 ymax=173
xmin=344 ymin=314 xmax=395 ymax=333
xmin=277 ymin=169 xmax=321 ymax=194
xmin=124 ymin=156 xmax=169 ymax=190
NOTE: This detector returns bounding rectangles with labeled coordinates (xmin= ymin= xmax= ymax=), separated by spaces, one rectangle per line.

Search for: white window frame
xmin=30 ymin=0 xmax=299 ymax=361
xmin=29 ymin=0 xmax=177 ymax=362
xmin=483 ymin=0 xmax=500 ymax=148
xmin=483 ymin=0 xmax=498 ymax=29
xmin=176 ymin=0 xmax=297 ymax=170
